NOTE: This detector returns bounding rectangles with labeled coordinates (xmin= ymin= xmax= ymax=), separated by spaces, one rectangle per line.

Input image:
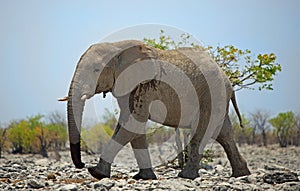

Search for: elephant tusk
xmin=58 ymin=96 xmax=69 ymax=101
xmin=81 ymin=94 xmax=88 ymax=101
xmin=58 ymin=95 xmax=89 ymax=101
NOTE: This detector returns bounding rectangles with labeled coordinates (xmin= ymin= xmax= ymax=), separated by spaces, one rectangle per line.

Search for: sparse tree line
xmin=141 ymin=110 xmax=300 ymax=150
xmin=1 ymin=109 xmax=298 ymax=159
xmin=232 ymin=110 xmax=300 ymax=147
xmin=0 ymin=112 xmax=67 ymax=158
xmin=0 ymin=110 xmax=118 ymax=158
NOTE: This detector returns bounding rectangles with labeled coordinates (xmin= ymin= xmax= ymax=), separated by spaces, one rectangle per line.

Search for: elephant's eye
xmin=94 ymin=68 xmax=100 ymax=72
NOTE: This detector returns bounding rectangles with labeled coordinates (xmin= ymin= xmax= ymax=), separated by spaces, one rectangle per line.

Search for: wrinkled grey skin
xmin=61 ymin=40 xmax=250 ymax=180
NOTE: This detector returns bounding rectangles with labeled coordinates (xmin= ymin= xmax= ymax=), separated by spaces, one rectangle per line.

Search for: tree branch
xmin=234 ymin=80 xmax=257 ymax=91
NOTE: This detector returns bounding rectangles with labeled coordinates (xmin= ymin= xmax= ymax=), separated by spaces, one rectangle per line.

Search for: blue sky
xmin=0 ymin=0 xmax=299 ymax=124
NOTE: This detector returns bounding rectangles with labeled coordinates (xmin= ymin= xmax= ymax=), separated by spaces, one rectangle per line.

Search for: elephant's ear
xmin=112 ymin=44 xmax=158 ymax=98
xmin=93 ymin=40 xmax=144 ymax=69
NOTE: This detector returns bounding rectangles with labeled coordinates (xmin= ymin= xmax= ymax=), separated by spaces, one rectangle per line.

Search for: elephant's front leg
xmin=88 ymin=123 xmax=136 ymax=180
xmin=130 ymin=134 xmax=157 ymax=180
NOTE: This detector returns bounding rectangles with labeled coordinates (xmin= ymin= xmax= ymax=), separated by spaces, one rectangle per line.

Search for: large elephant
xmin=59 ymin=40 xmax=250 ymax=180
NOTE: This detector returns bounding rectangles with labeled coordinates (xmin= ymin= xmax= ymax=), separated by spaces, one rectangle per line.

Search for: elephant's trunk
xmin=67 ymin=80 xmax=85 ymax=169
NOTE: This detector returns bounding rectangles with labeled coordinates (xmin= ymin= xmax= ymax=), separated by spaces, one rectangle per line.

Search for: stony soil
xmin=0 ymin=144 xmax=299 ymax=191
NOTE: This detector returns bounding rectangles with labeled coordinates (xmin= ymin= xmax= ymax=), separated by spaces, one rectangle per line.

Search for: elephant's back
xmin=156 ymin=48 xmax=219 ymax=96
xmin=156 ymin=48 xmax=214 ymax=70
xmin=149 ymin=48 xmax=232 ymax=127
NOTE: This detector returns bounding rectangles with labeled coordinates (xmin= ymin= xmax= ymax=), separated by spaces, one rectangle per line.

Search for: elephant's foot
xmin=231 ymin=167 xmax=251 ymax=178
xmin=88 ymin=166 xmax=110 ymax=180
xmin=231 ymin=158 xmax=251 ymax=177
xmin=178 ymin=168 xmax=199 ymax=180
xmin=132 ymin=168 xmax=157 ymax=180
xmin=88 ymin=159 xmax=111 ymax=180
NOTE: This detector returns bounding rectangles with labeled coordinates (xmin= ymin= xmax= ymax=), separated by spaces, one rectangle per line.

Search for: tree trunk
xmin=296 ymin=129 xmax=300 ymax=146
xmin=252 ymin=128 xmax=256 ymax=145
xmin=40 ymin=145 xmax=48 ymax=158
xmin=0 ymin=129 xmax=6 ymax=158
xmin=262 ymin=130 xmax=267 ymax=147
xmin=277 ymin=133 xmax=287 ymax=147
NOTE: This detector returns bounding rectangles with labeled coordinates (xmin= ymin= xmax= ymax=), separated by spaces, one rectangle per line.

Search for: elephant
xmin=59 ymin=40 xmax=251 ymax=180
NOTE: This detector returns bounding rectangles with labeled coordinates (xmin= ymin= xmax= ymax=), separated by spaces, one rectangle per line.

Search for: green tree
xmin=6 ymin=114 xmax=68 ymax=157
xmin=46 ymin=123 xmax=67 ymax=149
xmin=7 ymin=119 xmax=35 ymax=154
xmin=46 ymin=111 xmax=68 ymax=156
xmin=250 ymin=110 xmax=270 ymax=146
xmin=144 ymin=30 xmax=281 ymax=91
xmin=269 ymin=111 xmax=297 ymax=147
xmin=31 ymin=115 xmax=67 ymax=157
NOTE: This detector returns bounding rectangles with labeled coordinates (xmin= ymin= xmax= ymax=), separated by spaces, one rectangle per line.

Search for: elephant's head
xmin=59 ymin=40 xmax=156 ymax=168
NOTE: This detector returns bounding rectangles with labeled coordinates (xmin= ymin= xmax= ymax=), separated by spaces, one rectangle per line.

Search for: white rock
xmin=59 ymin=184 xmax=78 ymax=191
xmin=215 ymin=182 xmax=230 ymax=191
xmin=12 ymin=163 xmax=21 ymax=168
xmin=27 ymin=179 xmax=45 ymax=189
xmin=92 ymin=182 xmax=103 ymax=189
xmin=228 ymin=177 xmax=235 ymax=184
xmin=199 ymin=168 xmax=208 ymax=175
xmin=218 ymin=182 xmax=231 ymax=187
xmin=247 ymin=173 xmax=257 ymax=183
xmin=34 ymin=158 xmax=50 ymax=166
xmin=248 ymin=184 xmax=263 ymax=191
xmin=160 ymin=179 xmax=196 ymax=190
xmin=4 ymin=185 xmax=13 ymax=190
xmin=53 ymin=184 xmax=61 ymax=190
xmin=231 ymin=183 xmax=251 ymax=191
xmin=45 ymin=181 xmax=54 ymax=186
xmin=15 ymin=181 xmax=25 ymax=189
xmin=235 ymin=175 xmax=249 ymax=182
xmin=214 ymin=165 xmax=224 ymax=174
xmin=264 ymin=164 xmax=286 ymax=171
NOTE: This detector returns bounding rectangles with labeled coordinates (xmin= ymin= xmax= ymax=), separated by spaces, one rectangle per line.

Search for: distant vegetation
xmin=0 ymin=112 xmax=67 ymax=158
xmin=0 ymin=109 xmax=299 ymax=159
xmin=232 ymin=110 xmax=300 ymax=147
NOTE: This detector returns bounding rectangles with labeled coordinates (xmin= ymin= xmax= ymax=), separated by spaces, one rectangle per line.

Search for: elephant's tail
xmin=231 ymin=91 xmax=244 ymax=128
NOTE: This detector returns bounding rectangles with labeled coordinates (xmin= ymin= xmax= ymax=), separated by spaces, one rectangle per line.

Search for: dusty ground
xmin=0 ymin=144 xmax=299 ymax=190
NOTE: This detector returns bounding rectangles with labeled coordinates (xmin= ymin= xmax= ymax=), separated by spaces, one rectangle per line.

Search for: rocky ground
xmin=0 ymin=144 xmax=299 ymax=191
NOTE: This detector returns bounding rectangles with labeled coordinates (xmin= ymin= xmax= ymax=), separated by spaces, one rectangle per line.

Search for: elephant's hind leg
xmin=130 ymin=134 xmax=157 ymax=180
xmin=178 ymin=109 xmax=210 ymax=179
xmin=216 ymin=115 xmax=251 ymax=177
